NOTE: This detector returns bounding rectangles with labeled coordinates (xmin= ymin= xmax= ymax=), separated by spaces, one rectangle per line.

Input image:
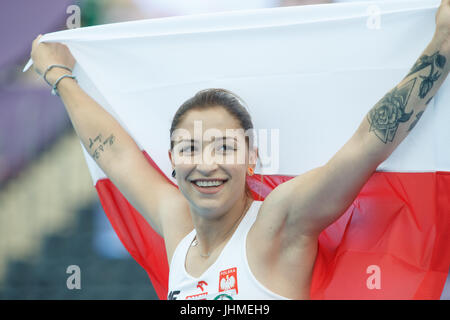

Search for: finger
xmin=32 ymin=34 xmax=42 ymax=48
xmin=33 ymin=34 xmax=42 ymax=42
xmin=31 ymin=34 xmax=44 ymax=53
xmin=34 ymin=34 xmax=43 ymax=43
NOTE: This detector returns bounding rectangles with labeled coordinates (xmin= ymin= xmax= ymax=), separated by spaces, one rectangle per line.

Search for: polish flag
xmin=25 ymin=0 xmax=450 ymax=299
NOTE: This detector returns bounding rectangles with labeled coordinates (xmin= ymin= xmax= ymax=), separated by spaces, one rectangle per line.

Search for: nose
xmin=195 ymin=163 xmax=219 ymax=176
xmin=194 ymin=143 xmax=220 ymax=173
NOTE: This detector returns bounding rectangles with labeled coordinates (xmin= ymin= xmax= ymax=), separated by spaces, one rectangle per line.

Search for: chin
xmin=188 ymin=193 xmax=230 ymax=218
xmin=194 ymin=203 xmax=228 ymax=219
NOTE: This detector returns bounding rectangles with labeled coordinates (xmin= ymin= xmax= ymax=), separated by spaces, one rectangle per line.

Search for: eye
xmin=218 ymin=144 xmax=237 ymax=152
xmin=181 ymin=145 xmax=197 ymax=154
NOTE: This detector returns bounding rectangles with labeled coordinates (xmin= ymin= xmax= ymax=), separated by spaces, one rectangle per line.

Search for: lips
xmin=190 ymin=179 xmax=228 ymax=194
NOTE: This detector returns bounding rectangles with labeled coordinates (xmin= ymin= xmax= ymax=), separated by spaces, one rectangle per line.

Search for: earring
xmin=171 ymin=169 xmax=176 ymax=178
xmin=247 ymin=167 xmax=254 ymax=176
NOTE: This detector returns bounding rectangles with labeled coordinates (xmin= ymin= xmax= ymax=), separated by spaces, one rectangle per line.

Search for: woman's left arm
xmin=259 ymin=0 xmax=450 ymax=240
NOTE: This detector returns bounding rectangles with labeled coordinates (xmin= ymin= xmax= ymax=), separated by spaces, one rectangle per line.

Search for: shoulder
xmin=247 ymin=172 xmax=321 ymax=262
xmin=250 ymin=167 xmax=326 ymax=239
xmin=248 ymin=175 xmax=302 ymax=239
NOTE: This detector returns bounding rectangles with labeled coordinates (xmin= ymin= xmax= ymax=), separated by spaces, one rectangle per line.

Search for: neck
xmin=190 ymin=195 xmax=253 ymax=257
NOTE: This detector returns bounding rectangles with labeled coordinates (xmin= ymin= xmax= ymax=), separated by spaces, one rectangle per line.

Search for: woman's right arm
xmin=30 ymin=35 xmax=186 ymax=237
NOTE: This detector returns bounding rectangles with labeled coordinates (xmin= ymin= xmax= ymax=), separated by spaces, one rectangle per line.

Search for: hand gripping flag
xmin=24 ymin=0 xmax=450 ymax=299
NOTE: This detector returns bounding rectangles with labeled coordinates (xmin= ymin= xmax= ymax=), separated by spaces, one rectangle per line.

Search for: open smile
xmin=190 ymin=179 xmax=228 ymax=194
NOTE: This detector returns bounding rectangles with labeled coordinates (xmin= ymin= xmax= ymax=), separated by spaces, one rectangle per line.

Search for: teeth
xmin=194 ymin=180 xmax=225 ymax=187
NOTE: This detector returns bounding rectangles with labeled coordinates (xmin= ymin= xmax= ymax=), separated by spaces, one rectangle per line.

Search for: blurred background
xmin=0 ymin=0 xmax=448 ymax=300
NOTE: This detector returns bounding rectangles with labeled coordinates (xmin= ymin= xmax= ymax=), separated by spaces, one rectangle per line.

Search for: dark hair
xmin=170 ymin=88 xmax=261 ymax=200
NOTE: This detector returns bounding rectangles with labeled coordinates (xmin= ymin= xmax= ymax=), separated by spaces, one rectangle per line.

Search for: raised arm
xmin=257 ymin=1 xmax=450 ymax=240
xmin=30 ymin=36 xmax=188 ymax=237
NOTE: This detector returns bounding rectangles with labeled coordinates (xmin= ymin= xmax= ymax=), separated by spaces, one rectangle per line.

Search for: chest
xmin=167 ymin=202 xmax=317 ymax=300
xmin=184 ymin=241 xmax=229 ymax=278
xmin=170 ymin=239 xmax=244 ymax=300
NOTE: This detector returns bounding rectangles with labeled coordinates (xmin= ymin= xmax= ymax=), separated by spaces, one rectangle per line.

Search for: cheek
xmin=225 ymin=166 xmax=248 ymax=184
xmin=175 ymin=164 xmax=194 ymax=179
xmin=172 ymin=152 xmax=198 ymax=166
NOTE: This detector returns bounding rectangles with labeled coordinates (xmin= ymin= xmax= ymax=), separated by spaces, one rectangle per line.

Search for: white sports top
xmin=167 ymin=200 xmax=290 ymax=300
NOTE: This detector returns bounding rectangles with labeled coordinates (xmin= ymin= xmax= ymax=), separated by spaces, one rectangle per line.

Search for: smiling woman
xmin=163 ymin=89 xmax=309 ymax=299
xmin=27 ymin=0 xmax=450 ymax=300
xmin=169 ymin=89 xmax=259 ymax=200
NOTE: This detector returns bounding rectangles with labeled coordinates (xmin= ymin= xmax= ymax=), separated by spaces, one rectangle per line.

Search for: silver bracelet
xmin=43 ymin=64 xmax=73 ymax=87
xmin=51 ymin=74 xmax=77 ymax=96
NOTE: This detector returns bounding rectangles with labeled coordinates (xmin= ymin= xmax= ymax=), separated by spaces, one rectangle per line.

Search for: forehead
xmin=178 ymin=107 xmax=241 ymax=131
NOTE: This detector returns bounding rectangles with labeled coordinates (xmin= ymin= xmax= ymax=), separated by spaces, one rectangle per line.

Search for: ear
xmin=248 ymin=146 xmax=258 ymax=170
xmin=168 ymin=149 xmax=175 ymax=170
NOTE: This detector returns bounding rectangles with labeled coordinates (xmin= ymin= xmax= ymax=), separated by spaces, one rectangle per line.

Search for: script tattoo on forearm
xmin=87 ymin=133 xmax=116 ymax=160
xmin=366 ymin=78 xmax=415 ymax=144
xmin=406 ymin=51 xmax=447 ymax=99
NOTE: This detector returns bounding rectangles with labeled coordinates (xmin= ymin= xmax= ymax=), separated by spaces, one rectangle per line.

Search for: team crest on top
xmin=219 ymin=267 xmax=238 ymax=294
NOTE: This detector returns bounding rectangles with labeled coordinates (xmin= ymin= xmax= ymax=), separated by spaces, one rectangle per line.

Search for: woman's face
xmin=169 ymin=106 xmax=256 ymax=218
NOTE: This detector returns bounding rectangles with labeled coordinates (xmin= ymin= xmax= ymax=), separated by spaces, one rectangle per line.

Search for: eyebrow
xmin=174 ymin=137 xmax=239 ymax=144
